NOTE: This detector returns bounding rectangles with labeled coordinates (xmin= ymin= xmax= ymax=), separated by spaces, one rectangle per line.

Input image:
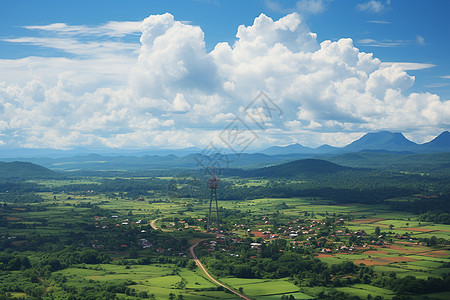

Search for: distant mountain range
xmin=0 ymin=146 xmax=203 ymax=159
xmin=260 ymin=143 xmax=338 ymax=155
xmin=259 ymin=131 xmax=450 ymax=155
xmin=0 ymin=131 xmax=449 ymax=172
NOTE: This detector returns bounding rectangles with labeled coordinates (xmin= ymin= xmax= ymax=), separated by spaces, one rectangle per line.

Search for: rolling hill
xmin=247 ymin=158 xmax=350 ymax=178
xmin=0 ymin=161 xmax=60 ymax=179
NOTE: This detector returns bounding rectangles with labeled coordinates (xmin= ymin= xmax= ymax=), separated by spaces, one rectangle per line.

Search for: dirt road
xmin=150 ymin=219 xmax=158 ymax=230
xmin=188 ymin=241 xmax=252 ymax=300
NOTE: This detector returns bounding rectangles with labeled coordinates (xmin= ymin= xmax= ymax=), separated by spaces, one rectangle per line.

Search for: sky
xmin=0 ymin=0 xmax=449 ymax=151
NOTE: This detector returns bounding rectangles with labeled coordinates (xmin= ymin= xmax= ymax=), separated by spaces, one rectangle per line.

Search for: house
xmin=250 ymin=242 xmax=262 ymax=249
xmin=251 ymin=231 xmax=270 ymax=239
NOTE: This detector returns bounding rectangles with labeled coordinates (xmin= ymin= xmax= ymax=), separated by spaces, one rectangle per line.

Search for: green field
xmin=220 ymin=277 xmax=312 ymax=299
xmin=1 ymin=175 xmax=449 ymax=300
xmin=336 ymin=284 xmax=395 ymax=299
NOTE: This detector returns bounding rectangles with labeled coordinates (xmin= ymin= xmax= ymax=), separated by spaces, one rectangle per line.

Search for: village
xmin=89 ymin=210 xmax=421 ymax=263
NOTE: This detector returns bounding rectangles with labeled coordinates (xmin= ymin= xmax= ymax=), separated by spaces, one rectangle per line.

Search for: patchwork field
xmin=1 ymin=176 xmax=449 ymax=299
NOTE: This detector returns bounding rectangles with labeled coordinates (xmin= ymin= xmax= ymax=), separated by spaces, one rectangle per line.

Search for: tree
xmin=375 ymin=226 xmax=381 ymax=236
xmin=427 ymin=236 xmax=437 ymax=247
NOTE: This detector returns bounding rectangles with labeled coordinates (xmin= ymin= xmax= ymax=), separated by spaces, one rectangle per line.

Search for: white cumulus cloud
xmin=357 ymin=1 xmax=390 ymax=14
xmin=0 ymin=12 xmax=448 ymax=149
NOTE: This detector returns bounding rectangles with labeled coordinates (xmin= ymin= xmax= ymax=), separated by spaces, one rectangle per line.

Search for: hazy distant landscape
xmin=1 ymin=131 xmax=449 ymax=172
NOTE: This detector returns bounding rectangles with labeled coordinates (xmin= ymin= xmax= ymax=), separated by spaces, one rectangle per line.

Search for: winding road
xmin=150 ymin=219 xmax=159 ymax=230
xmin=151 ymin=219 xmax=250 ymax=299
xmin=189 ymin=241 xmax=252 ymax=300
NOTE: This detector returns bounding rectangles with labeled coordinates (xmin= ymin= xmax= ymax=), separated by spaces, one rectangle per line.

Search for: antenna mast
xmin=207 ymin=167 xmax=220 ymax=232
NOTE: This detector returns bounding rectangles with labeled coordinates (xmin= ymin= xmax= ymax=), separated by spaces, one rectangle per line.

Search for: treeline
xmin=222 ymin=167 xmax=450 ymax=205
xmin=0 ymin=193 xmax=44 ymax=203
xmin=0 ymin=181 xmax=48 ymax=193
xmin=0 ymin=181 xmax=47 ymax=203
xmin=53 ymin=178 xmax=170 ymax=195
xmin=390 ymin=195 xmax=450 ymax=216
xmin=216 ymin=168 xmax=450 ymax=206
xmin=418 ymin=211 xmax=450 ymax=224
xmin=218 ymin=181 xmax=417 ymax=204
xmin=373 ymin=274 xmax=450 ymax=296
xmin=44 ymin=247 xmax=112 ymax=269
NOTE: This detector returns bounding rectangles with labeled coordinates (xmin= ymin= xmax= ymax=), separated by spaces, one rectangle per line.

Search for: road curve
xmin=189 ymin=241 xmax=252 ymax=300
xmin=150 ymin=219 xmax=158 ymax=230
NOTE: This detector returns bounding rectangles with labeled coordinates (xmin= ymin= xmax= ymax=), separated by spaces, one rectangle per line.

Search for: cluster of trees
xmin=390 ymin=195 xmax=450 ymax=215
xmin=418 ymin=211 xmax=450 ymax=224
xmin=0 ymin=269 xmax=45 ymax=298
xmin=372 ymin=273 xmax=450 ymax=295
xmin=418 ymin=236 xmax=450 ymax=247
xmin=49 ymin=247 xmax=111 ymax=267
xmin=0 ymin=253 xmax=31 ymax=271
xmin=53 ymin=178 xmax=170 ymax=196
xmin=0 ymin=180 xmax=48 ymax=193
xmin=217 ymin=180 xmax=417 ymax=204
xmin=0 ymin=253 xmax=44 ymax=298
xmin=0 ymin=193 xmax=44 ymax=203
xmin=0 ymin=247 xmax=111 ymax=298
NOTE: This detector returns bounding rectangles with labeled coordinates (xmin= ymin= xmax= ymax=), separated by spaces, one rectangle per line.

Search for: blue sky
xmin=0 ymin=0 xmax=449 ymax=150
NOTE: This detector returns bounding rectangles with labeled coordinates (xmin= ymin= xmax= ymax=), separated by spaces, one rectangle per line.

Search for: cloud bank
xmin=0 ymin=12 xmax=449 ymax=149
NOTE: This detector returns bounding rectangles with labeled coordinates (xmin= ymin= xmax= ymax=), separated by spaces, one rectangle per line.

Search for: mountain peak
xmin=344 ymin=131 xmax=417 ymax=152
xmin=423 ymin=131 xmax=450 ymax=148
